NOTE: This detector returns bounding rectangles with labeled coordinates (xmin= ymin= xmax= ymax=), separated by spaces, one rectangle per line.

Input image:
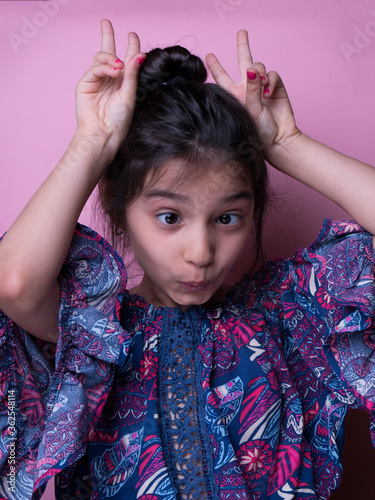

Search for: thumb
xmin=245 ymin=68 xmax=264 ymax=124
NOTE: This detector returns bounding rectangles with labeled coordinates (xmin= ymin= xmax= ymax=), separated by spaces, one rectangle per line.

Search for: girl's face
xmin=125 ymin=162 xmax=254 ymax=309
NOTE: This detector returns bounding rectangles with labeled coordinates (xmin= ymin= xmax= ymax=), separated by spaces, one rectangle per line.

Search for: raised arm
xmin=0 ymin=20 xmax=145 ymax=342
xmin=206 ymin=31 xmax=375 ymax=241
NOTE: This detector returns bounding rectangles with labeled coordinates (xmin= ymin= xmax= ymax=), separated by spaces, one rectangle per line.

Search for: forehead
xmin=142 ymin=160 xmax=250 ymax=198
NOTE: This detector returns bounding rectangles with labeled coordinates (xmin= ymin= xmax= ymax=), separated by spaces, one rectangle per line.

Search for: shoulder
xmin=295 ymin=219 xmax=373 ymax=260
xmin=59 ymin=223 xmax=128 ymax=309
xmin=230 ymin=218 xmax=375 ymax=309
xmin=291 ymin=219 xmax=375 ymax=293
xmin=229 ymin=257 xmax=291 ymax=311
xmin=67 ymin=223 xmax=126 ymax=269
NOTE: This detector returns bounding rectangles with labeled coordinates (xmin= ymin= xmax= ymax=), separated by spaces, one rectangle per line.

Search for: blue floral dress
xmin=0 ymin=219 xmax=374 ymax=500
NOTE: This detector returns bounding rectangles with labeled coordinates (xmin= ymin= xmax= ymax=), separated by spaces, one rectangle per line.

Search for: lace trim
xmin=158 ymin=308 xmax=217 ymax=500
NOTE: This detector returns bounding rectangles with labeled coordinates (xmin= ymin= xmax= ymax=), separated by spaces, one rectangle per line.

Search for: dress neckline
xmin=122 ymin=286 xmax=234 ymax=319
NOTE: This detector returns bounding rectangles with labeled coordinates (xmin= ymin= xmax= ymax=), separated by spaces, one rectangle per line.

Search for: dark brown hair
xmin=99 ymin=45 xmax=268 ymax=263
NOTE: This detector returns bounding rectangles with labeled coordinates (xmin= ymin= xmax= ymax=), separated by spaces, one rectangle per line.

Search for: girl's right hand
xmin=0 ymin=21 xmax=146 ymax=343
xmin=75 ymin=19 xmax=146 ymax=151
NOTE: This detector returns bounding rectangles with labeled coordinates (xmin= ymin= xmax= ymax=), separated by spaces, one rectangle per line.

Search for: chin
xmin=176 ymin=288 xmax=220 ymax=308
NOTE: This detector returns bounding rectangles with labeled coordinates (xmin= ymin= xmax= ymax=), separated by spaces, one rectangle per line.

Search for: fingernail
xmin=115 ymin=59 xmax=123 ymax=64
xmin=113 ymin=67 xmax=120 ymax=70
xmin=247 ymin=70 xmax=257 ymax=80
xmin=137 ymin=56 xmax=146 ymax=65
xmin=261 ymin=75 xmax=266 ymax=80
xmin=264 ymin=88 xmax=270 ymax=94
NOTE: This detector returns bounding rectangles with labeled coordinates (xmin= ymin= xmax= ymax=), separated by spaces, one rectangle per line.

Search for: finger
xmin=92 ymin=51 xmax=124 ymax=69
xmin=237 ymin=30 xmax=253 ymax=78
xmin=83 ymin=63 xmax=124 ymax=85
xmin=205 ymin=52 xmax=233 ymax=89
xmin=120 ymin=52 xmax=147 ymax=108
xmin=100 ymin=19 xmax=116 ymax=54
xmin=124 ymin=32 xmax=141 ymax=65
xmin=251 ymin=62 xmax=267 ymax=85
xmin=263 ymin=70 xmax=287 ymax=98
xmin=245 ymin=68 xmax=264 ymax=121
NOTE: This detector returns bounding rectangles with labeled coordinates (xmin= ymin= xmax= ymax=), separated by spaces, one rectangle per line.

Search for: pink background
xmin=1 ymin=0 xmax=375 ymax=498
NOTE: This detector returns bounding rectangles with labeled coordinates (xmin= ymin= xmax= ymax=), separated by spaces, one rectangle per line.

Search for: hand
xmin=205 ymin=30 xmax=301 ymax=163
xmin=75 ymin=20 xmax=145 ymax=149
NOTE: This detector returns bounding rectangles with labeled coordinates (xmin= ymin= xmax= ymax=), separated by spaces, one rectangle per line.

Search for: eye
xmin=216 ymin=214 xmax=242 ymax=225
xmin=156 ymin=212 xmax=181 ymax=225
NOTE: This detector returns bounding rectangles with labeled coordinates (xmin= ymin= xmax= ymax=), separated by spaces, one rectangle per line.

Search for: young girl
xmin=0 ymin=19 xmax=374 ymax=500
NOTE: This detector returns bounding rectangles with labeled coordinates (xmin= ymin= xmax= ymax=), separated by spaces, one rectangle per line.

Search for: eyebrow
xmin=144 ymin=189 xmax=187 ymax=202
xmin=222 ymin=190 xmax=253 ymax=203
xmin=144 ymin=189 xmax=253 ymax=203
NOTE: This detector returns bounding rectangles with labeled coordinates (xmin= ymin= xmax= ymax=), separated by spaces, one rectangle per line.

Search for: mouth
xmin=179 ymin=281 xmax=211 ymax=293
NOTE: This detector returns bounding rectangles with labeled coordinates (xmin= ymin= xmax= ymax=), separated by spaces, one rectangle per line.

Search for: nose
xmin=184 ymin=226 xmax=214 ymax=267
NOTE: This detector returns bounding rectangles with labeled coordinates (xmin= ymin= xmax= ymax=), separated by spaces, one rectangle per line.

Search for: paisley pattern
xmin=0 ymin=219 xmax=374 ymax=500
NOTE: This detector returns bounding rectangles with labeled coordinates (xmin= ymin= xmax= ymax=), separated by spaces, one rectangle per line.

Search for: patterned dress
xmin=0 ymin=219 xmax=374 ymax=500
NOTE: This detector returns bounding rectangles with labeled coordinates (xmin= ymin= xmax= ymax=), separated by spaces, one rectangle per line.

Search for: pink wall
xmin=1 ymin=0 xmax=375 ymax=261
xmin=1 ymin=0 xmax=375 ymax=498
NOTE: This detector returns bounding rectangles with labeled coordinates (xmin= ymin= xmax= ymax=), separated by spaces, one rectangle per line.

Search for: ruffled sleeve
xmin=0 ymin=224 xmax=131 ymax=499
xmin=287 ymin=219 xmax=375 ymax=408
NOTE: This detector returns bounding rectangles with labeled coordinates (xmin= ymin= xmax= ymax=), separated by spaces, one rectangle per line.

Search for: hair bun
xmin=138 ymin=45 xmax=207 ymax=89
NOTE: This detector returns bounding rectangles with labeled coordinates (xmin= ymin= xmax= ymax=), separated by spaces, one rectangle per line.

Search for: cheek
xmin=126 ymin=225 xmax=151 ymax=267
xmin=222 ymin=231 xmax=255 ymax=284
xmin=224 ymin=221 xmax=253 ymax=256
xmin=227 ymin=236 xmax=250 ymax=264
xmin=234 ymin=236 xmax=255 ymax=274
xmin=128 ymin=227 xmax=173 ymax=272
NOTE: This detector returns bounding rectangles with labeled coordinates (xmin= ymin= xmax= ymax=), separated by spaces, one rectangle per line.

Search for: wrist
xmin=73 ymin=129 xmax=119 ymax=155
xmin=264 ymin=129 xmax=304 ymax=168
xmin=66 ymin=132 xmax=119 ymax=177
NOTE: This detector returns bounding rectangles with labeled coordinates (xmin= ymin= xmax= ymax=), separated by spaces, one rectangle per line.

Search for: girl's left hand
xmin=206 ymin=31 xmax=301 ymax=162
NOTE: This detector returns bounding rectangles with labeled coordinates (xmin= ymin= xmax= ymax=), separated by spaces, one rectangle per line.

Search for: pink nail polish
xmin=247 ymin=70 xmax=257 ymax=80
xmin=113 ymin=67 xmax=119 ymax=70
xmin=264 ymin=88 xmax=270 ymax=95
xmin=115 ymin=59 xmax=122 ymax=64
xmin=261 ymin=75 xmax=266 ymax=80
xmin=137 ymin=56 xmax=146 ymax=65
